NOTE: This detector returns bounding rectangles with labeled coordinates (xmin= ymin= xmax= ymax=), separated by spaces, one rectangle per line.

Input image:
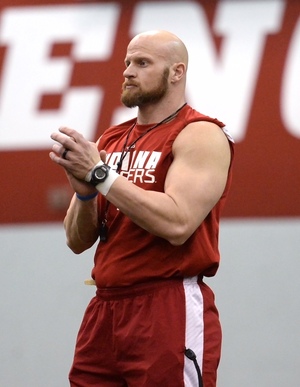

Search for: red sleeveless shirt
xmin=91 ymin=104 xmax=234 ymax=287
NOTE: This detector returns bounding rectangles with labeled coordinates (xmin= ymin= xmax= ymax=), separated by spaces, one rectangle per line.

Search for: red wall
xmin=0 ymin=0 xmax=299 ymax=223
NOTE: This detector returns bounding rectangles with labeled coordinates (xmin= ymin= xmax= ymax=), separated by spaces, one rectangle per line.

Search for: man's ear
xmin=170 ymin=62 xmax=186 ymax=83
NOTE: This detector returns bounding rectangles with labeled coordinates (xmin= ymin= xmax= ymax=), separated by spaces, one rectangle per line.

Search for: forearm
xmin=64 ymin=194 xmax=99 ymax=254
xmin=105 ymin=177 xmax=195 ymax=245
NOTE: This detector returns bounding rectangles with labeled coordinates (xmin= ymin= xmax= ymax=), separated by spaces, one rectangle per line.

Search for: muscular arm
xmin=105 ymin=121 xmax=231 ymax=245
xmin=63 ymin=194 xmax=99 ymax=254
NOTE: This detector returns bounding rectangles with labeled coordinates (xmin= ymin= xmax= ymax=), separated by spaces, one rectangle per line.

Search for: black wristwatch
xmin=90 ymin=164 xmax=110 ymax=186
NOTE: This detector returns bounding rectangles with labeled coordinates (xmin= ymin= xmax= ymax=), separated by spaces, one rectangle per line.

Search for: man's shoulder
xmin=184 ymin=105 xmax=225 ymax=128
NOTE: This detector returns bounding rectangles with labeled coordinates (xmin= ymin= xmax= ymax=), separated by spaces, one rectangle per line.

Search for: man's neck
xmin=137 ymin=98 xmax=186 ymax=125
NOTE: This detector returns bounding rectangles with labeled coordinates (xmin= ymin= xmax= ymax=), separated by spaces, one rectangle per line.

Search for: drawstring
xmin=185 ymin=348 xmax=203 ymax=387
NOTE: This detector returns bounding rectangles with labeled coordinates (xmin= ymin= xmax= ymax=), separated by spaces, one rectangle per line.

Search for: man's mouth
xmin=123 ymin=82 xmax=138 ymax=89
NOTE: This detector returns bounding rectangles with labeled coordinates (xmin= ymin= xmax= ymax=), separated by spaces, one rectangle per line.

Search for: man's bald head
xmin=128 ymin=30 xmax=189 ymax=69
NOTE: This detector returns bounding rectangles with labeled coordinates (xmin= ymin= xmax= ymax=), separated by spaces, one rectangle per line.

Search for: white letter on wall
xmin=0 ymin=4 xmax=120 ymax=149
xmin=281 ymin=16 xmax=300 ymax=138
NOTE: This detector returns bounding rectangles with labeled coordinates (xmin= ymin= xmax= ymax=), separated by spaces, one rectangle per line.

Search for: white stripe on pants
xmin=183 ymin=277 xmax=204 ymax=386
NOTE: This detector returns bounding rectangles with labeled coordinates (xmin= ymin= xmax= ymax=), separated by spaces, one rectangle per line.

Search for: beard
xmin=121 ymin=68 xmax=169 ymax=108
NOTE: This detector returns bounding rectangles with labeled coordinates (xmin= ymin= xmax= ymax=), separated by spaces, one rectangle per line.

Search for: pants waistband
xmin=95 ymin=276 xmax=203 ymax=300
xmin=96 ymin=278 xmax=185 ymax=300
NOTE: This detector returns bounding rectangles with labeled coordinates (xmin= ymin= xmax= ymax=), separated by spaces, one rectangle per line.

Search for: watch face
xmin=94 ymin=167 xmax=106 ymax=179
xmin=90 ymin=164 xmax=110 ymax=186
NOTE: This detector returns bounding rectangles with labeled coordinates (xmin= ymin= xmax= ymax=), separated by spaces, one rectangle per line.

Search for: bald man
xmin=50 ymin=30 xmax=234 ymax=387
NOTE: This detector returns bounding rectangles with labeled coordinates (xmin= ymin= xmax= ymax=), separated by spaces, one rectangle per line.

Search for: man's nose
xmin=123 ymin=65 xmax=135 ymax=78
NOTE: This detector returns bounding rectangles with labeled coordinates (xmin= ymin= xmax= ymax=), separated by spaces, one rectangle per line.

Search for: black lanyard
xmin=117 ymin=103 xmax=187 ymax=172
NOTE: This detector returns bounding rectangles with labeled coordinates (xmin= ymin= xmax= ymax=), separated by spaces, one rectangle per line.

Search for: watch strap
xmin=95 ymin=169 xmax=119 ymax=196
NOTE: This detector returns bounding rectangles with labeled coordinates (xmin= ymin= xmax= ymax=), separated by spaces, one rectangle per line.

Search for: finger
xmin=52 ymin=143 xmax=65 ymax=156
xmin=52 ymin=144 xmax=73 ymax=162
xmin=58 ymin=127 xmax=84 ymax=143
xmin=99 ymin=150 xmax=107 ymax=163
xmin=49 ymin=151 xmax=74 ymax=173
xmin=49 ymin=151 xmax=65 ymax=165
xmin=51 ymin=132 xmax=77 ymax=151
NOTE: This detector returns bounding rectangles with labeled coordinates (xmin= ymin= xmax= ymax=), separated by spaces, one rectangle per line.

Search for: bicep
xmin=164 ymin=122 xmax=231 ymax=230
